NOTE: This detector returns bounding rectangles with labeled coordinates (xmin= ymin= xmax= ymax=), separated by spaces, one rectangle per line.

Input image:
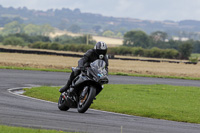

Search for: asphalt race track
xmin=1 ymin=69 xmax=200 ymax=133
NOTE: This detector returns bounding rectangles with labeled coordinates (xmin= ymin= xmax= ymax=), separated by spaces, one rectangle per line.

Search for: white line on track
xmin=8 ymin=86 xmax=133 ymax=117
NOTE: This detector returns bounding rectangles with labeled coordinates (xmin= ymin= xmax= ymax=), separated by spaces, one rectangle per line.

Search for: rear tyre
xmin=58 ymin=93 xmax=70 ymax=111
xmin=77 ymin=86 xmax=96 ymax=113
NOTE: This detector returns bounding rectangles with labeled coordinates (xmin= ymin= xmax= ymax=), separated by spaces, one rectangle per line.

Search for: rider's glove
xmin=80 ymin=67 xmax=85 ymax=71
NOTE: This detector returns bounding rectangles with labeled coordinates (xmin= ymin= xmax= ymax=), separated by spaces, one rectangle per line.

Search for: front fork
xmin=80 ymin=86 xmax=89 ymax=99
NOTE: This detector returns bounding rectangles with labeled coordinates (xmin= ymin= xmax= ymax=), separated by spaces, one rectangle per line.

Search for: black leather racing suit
xmin=60 ymin=49 xmax=108 ymax=93
xmin=78 ymin=49 xmax=108 ymax=71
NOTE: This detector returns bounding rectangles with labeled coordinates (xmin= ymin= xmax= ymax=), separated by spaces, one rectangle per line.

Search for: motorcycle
xmin=58 ymin=59 xmax=109 ymax=113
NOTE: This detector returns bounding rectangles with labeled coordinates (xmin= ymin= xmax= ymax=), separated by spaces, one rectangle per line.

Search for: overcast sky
xmin=1 ymin=0 xmax=200 ymax=21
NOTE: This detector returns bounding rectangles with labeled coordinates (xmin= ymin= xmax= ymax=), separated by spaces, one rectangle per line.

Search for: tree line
xmin=123 ymin=30 xmax=200 ymax=59
xmin=0 ymin=21 xmax=54 ymax=36
xmin=28 ymin=42 xmax=179 ymax=59
xmin=0 ymin=33 xmax=96 ymax=46
xmin=2 ymin=5 xmax=200 ymax=39
xmin=0 ymin=30 xmax=199 ymax=60
xmin=0 ymin=33 xmax=179 ymax=59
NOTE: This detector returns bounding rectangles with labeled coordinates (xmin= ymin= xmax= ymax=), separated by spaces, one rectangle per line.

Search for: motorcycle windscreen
xmin=90 ymin=60 xmax=107 ymax=76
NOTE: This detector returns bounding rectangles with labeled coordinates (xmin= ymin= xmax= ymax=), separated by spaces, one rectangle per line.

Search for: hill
xmin=1 ymin=5 xmax=200 ymax=37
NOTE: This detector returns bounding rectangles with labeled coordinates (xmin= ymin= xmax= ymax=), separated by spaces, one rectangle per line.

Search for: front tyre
xmin=77 ymin=87 xmax=96 ymax=113
xmin=58 ymin=93 xmax=70 ymax=111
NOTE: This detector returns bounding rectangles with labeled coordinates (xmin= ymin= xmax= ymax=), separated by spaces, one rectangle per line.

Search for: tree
xmin=102 ymin=30 xmax=115 ymax=37
xmin=150 ymin=31 xmax=168 ymax=42
xmin=68 ymin=24 xmax=81 ymax=33
xmin=72 ymin=34 xmax=96 ymax=44
xmin=23 ymin=24 xmax=54 ymax=36
xmin=50 ymin=42 xmax=62 ymax=50
xmin=41 ymin=24 xmax=54 ymax=35
xmin=192 ymin=40 xmax=200 ymax=53
xmin=116 ymin=32 xmax=123 ymax=38
xmin=0 ymin=35 xmax=3 ymax=42
xmin=23 ymin=24 xmax=41 ymax=35
xmin=0 ymin=21 xmax=22 ymax=35
xmin=123 ymin=30 xmax=150 ymax=48
xmin=178 ymin=42 xmax=193 ymax=59
xmin=3 ymin=36 xmax=25 ymax=46
xmin=0 ymin=17 xmax=23 ymax=27
xmin=53 ymin=35 xmax=74 ymax=44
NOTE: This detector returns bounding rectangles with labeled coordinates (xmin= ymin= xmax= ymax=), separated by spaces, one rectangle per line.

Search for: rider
xmin=59 ymin=41 xmax=109 ymax=93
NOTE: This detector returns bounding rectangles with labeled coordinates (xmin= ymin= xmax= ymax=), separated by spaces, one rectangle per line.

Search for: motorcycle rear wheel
xmin=58 ymin=93 xmax=70 ymax=111
xmin=77 ymin=86 xmax=96 ymax=113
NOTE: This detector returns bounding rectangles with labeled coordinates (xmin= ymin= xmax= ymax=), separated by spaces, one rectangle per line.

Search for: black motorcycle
xmin=58 ymin=59 xmax=109 ymax=113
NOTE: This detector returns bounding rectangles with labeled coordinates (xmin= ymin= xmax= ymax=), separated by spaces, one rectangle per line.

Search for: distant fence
xmin=0 ymin=47 xmax=83 ymax=58
xmin=0 ymin=47 xmax=197 ymax=64
xmin=113 ymin=57 xmax=180 ymax=63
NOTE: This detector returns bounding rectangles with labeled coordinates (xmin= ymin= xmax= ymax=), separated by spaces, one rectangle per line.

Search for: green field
xmin=0 ymin=125 xmax=73 ymax=133
xmin=191 ymin=53 xmax=200 ymax=58
xmin=1 ymin=66 xmax=200 ymax=80
xmin=23 ymin=84 xmax=200 ymax=124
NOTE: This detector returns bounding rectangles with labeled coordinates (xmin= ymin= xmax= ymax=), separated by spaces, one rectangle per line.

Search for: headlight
xmin=97 ymin=73 xmax=103 ymax=77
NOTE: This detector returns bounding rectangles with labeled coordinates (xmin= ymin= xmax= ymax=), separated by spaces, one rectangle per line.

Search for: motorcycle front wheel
xmin=77 ymin=86 xmax=96 ymax=113
xmin=58 ymin=93 xmax=70 ymax=111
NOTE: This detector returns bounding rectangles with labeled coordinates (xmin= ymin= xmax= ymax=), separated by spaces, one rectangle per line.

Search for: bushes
xmin=0 ymin=33 xmax=180 ymax=59
xmin=163 ymin=49 xmax=179 ymax=59
xmin=178 ymin=42 xmax=193 ymax=59
xmin=49 ymin=42 xmax=62 ymax=50
xmin=107 ymin=46 xmax=179 ymax=59
xmin=1 ymin=33 xmax=51 ymax=47
xmin=142 ymin=48 xmax=179 ymax=59
xmin=189 ymin=57 xmax=199 ymax=64
xmin=3 ymin=36 xmax=25 ymax=46
xmin=29 ymin=42 xmax=94 ymax=53
xmin=132 ymin=47 xmax=145 ymax=56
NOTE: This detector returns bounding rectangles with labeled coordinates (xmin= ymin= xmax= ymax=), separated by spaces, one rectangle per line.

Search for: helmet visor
xmin=96 ymin=49 xmax=107 ymax=55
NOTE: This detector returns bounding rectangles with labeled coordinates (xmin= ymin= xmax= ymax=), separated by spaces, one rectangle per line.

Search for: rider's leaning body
xmin=59 ymin=41 xmax=108 ymax=93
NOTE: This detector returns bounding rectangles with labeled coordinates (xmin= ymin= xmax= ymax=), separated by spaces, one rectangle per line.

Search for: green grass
xmin=1 ymin=66 xmax=200 ymax=80
xmin=0 ymin=125 xmax=73 ymax=133
xmin=113 ymin=72 xmax=200 ymax=80
xmin=191 ymin=53 xmax=200 ymax=58
xmin=24 ymin=84 xmax=200 ymax=124
xmin=0 ymin=66 xmax=72 ymax=73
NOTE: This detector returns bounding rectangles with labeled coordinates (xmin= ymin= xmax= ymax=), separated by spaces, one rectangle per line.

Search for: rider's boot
xmin=59 ymin=81 xmax=71 ymax=93
xmin=59 ymin=70 xmax=79 ymax=93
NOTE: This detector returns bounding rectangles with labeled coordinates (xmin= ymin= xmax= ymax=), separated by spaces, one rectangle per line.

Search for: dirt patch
xmin=49 ymin=30 xmax=123 ymax=46
xmin=0 ymin=52 xmax=200 ymax=78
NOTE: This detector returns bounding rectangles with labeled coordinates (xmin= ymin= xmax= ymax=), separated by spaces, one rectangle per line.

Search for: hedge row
xmin=108 ymin=46 xmax=179 ymax=59
xmin=29 ymin=42 xmax=179 ymax=59
xmin=29 ymin=42 xmax=93 ymax=53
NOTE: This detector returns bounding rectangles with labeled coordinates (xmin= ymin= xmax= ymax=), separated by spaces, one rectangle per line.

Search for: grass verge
xmin=0 ymin=125 xmax=73 ymax=133
xmin=23 ymin=84 xmax=200 ymax=124
xmin=0 ymin=66 xmax=71 ymax=73
xmin=113 ymin=72 xmax=200 ymax=80
xmin=1 ymin=65 xmax=200 ymax=80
